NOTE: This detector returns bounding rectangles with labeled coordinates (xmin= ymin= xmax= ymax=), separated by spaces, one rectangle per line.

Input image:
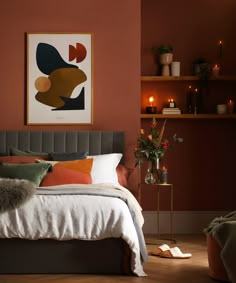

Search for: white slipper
xmin=159 ymin=247 xmax=192 ymax=259
xmin=151 ymin=244 xmax=170 ymax=256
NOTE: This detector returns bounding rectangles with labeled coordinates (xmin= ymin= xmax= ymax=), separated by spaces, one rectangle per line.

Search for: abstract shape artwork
xmin=35 ymin=68 xmax=87 ymax=108
xmin=53 ymin=87 xmax=85 ymax=111
xmin=69 ymin=43 xmax=87 ymax=63
xmin=27 ymin=33 xmax=93 ymax=125
xmin=36 ymin=43 xmax=78 ymax=75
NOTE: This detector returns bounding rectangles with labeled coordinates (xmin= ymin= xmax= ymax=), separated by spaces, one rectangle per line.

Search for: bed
xmin=0 ymin=130 xmax=147 ymax=276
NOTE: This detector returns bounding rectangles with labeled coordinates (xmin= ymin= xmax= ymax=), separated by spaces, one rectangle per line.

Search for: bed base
xmin=0 ymin=238 xmax=131 ymax=274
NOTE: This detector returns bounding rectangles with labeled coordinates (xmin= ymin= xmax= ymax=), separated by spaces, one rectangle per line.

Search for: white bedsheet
xmin=0 ymin=183 xmax=147 ymax=276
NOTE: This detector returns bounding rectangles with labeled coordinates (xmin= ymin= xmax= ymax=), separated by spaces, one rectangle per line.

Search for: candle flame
xmin=149 ymin=96 xmax=154 ymax=105
xmin=149 ymin=96 xmax=154 ymax=103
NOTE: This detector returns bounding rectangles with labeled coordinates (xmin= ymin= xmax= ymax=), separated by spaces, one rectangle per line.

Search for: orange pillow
xmin=54 ymin=159 xmax=93 ymax=175
xmin=0 ymin=156 xmax=47 ymax=164
xmin=40 ymin=166 xmax=92 ymax=186
xmin=39 ymin=158 xmax=93 ymax=187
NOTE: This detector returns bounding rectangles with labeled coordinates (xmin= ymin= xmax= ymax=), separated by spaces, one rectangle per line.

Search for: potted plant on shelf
xmin=158 ymin=44 xmax=173 ymax=54
xmin=152 ymin=45 xmax=174 ymax=76
xmin=193 ymin=57 xmax=211 ymax=79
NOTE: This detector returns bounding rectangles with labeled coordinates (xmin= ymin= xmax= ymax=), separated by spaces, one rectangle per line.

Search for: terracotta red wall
xmin=141 ymin=0 xmax=236 ymax=211
xmin=142 ymin=0 xmax=235 ymax=76
xmin=0 ymin=0 xmax=141 ymax=169
xmin=1 ymin=1 xmax=235 ymax=212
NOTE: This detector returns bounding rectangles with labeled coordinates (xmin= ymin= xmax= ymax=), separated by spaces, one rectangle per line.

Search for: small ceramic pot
xmin=160 ymin=53 xmax=173 ymax=65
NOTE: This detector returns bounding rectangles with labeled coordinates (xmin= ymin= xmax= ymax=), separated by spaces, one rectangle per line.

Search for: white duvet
xmin=0 ymin=183 xmax=147 ymax=276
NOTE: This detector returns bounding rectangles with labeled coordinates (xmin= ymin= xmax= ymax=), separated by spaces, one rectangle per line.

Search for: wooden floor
xmin=0 ymin=234 xmax=215 ymax=283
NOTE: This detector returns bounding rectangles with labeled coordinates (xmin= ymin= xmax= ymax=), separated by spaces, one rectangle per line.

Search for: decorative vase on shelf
xmin=144 ymin=159 xmax=159 ymax=184
xmin=160 ymin=53 xmax=173 ymax=76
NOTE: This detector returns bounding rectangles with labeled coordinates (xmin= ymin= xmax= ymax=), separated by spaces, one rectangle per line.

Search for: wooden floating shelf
xmin=141 ymin=76 xmax=236 ymax=82
xmin=141 ymin=114 xmax=236 ymax=119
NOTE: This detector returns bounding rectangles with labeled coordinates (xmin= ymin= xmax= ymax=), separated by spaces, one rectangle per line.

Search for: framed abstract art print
xmin=26 ymin=32 xmax=93 ymax=125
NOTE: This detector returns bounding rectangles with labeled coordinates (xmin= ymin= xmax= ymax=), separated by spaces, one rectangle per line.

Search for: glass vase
xmin=144 ymin=160 xmax=159 ymax=184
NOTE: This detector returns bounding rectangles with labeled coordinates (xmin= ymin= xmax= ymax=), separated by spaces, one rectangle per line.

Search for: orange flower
xmin=134 ymin=117 xmax=183 ymax=168
xmin=151 ymin=120 xmax=157 ymax=128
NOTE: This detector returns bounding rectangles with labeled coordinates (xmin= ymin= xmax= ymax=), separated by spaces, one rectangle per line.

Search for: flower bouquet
xmin=134 ymin=117 xmax=183 ymax=184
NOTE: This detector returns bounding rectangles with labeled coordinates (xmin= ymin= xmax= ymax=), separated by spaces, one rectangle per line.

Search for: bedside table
xmin=139 ymin=182 xmax=175 ymax=243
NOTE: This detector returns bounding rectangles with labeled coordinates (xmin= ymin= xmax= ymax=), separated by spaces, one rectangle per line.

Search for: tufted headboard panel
xmin=0 ymin=131 xmax=125 ymax=160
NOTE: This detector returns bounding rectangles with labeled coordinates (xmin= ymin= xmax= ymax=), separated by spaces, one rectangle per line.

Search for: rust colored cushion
xmin=116 ymin=164 xmax=133 ymax=188
xmin=38 ymin=158 xmax=93 ymax=187
xmin=0 ymin=156 xmax=47 ymax=164
xmin=40 ymin=166 xmax=92 ymax=186
xmin=207 ymin=234 xmax=230 ymax=282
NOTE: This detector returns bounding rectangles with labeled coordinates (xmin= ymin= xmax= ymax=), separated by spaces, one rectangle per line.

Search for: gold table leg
xmin=156 ymin=183 xmax=176 ymax=244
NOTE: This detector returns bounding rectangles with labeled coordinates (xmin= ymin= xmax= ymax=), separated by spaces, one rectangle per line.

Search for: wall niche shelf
xmin=141 ymin=75 xmax=236 ymax=119
xmin=141 ymin=114 xmax=236 ymax=119
xmin=141 ymin=75 xmax=236 ymax=82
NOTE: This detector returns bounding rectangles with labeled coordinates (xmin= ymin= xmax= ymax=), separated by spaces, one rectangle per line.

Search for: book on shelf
xmin=162 ymin=107 xmax=181 ymax=114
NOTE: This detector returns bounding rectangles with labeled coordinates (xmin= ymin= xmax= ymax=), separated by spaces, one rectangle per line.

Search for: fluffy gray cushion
xmin=0 ymin=178 xmax=36 ymax=213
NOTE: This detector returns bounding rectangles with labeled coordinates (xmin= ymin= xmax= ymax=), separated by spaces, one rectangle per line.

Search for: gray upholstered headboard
xmin=0 ymin=131 xmax=125 ymax=158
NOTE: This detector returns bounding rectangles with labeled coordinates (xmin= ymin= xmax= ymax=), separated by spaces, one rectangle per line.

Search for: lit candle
xmin=146 ymin=96 xmax=157 ymax=114
xmin=149 ymin=96 xmax=154 ymax=106
xmin=193 ymin=88 xmax=198 ymax=114
xmin=218 ymin=40 xmax=223 ymax=58
xmin=186 ymin=85 xmax=193 ymax=113
xmin=212 ymin=64 xmax=220 ymax=77
xmin=168 ymin=98 xmax=176 ymax=108
xmin=227 ymin=100 xmax=234 ymax=114
xmin=160 ymin=166 xmax=168 ymax=184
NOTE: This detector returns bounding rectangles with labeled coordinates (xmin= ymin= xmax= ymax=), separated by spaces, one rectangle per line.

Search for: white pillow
xmin=87 ymin=153 xmax=122 ymax=184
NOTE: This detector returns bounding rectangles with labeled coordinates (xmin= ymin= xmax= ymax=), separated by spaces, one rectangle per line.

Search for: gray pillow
xmin=9 ymin=147 xmax=48 ymax=158
xmin=48 ymin=151 xmax=88 ymax=161
xmin=0 ymin=163 xmax=51 ymax=186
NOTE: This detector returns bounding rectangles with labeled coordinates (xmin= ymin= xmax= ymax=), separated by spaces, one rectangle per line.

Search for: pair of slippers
xmin=151 ymin=244 xmax=192 ymax=259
